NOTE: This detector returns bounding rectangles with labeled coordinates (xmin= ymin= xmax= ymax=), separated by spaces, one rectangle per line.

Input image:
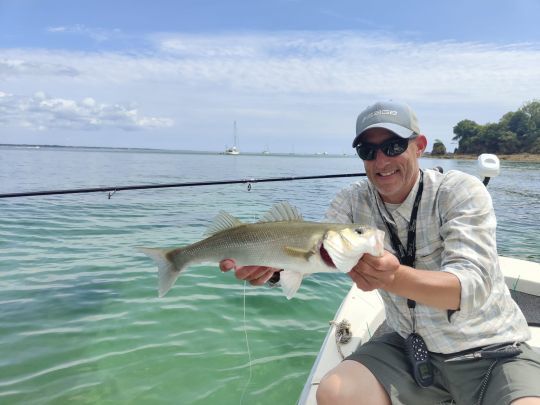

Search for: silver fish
xmin=139 ymin=202 xmax=385 ymax=299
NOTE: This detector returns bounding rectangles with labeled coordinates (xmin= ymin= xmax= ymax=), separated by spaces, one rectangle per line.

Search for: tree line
xmin=451 ymin=100 xmax=540 ymax=154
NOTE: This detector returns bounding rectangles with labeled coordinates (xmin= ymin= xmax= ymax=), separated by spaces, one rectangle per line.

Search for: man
xmin=220 ymin=101 xmax=540 ymax=404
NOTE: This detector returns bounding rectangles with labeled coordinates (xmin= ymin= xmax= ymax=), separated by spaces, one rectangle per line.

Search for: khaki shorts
xmin=346 ymin=332 xmax=540 ymax=405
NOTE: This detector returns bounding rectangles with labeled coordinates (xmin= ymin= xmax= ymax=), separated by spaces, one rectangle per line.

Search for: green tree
xmin=517 ymin=100 xmax=540 ymax=150
xmin=453 ymin=100 xmax=540 ymax=154
xmin=431 ymin=139 xmax=446 ymax=155
xmin=498 ymin=131 xmax=519 ymax=154
xmin=507 ymin=111 xmax=531 ymax=137
xmin=453 ymin=119 xmax=480 ymax=153
xmin=530 ymin=138 xmax=540 ymax=153
xmin=520 ymin=100 xmax=540 ymax=128
xmin=479 ymin=123 xmax=503 ymax=153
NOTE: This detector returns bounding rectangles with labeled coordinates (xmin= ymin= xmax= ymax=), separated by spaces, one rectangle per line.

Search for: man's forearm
xmin=385 ymin=266 xmax=462 ymax=310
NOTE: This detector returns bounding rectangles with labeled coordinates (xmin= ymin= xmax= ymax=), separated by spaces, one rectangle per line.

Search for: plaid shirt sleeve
xmin=437 ymin=172 xmax=499 ymax=317
xmin=326 ymin=186 xmax=355 ymax=224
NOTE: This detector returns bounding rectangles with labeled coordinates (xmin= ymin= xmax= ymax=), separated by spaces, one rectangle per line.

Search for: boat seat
xmin=510 ymin=290 xmax=540 ymax=325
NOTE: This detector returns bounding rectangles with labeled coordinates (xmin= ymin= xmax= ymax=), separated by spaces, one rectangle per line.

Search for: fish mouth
xmin=319 ymin=245 xmax=336 ymax=268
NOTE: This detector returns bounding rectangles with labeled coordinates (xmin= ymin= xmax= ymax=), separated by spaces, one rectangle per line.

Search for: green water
xmin=0 ymin=147 xmax=538 ymax=404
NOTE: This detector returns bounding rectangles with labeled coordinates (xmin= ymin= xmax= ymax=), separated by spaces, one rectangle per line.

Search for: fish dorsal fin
xmin=204 ymin=211 xmax=243 ymax=236
xmin=261 ymin=201 xmax=303 ymax=222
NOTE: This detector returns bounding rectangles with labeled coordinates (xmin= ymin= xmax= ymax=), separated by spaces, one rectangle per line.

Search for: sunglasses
xmin=356 ymin=136 xmax=416 ymax=161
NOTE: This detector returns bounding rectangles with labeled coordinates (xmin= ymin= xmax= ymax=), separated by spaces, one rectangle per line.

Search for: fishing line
xmin=238 ymin=212 xmax=262 ymax=403
xmin=239 ymin=280 xmax=253 ymax=405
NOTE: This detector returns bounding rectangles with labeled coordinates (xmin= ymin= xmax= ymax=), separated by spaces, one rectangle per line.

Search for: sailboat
xmin=224 ymin=121 xmax=240 ymax=155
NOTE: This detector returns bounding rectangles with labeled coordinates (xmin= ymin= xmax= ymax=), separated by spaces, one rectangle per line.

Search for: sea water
xmin=0 ymin=146 xmax=538 ymax=404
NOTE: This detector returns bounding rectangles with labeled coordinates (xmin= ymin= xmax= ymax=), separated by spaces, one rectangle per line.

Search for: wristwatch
xmin=267 ymin=270 xmax=283 ymax=288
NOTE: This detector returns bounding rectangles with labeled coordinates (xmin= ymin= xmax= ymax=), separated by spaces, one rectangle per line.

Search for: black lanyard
xmin=377 ymin=170 xmax=424 ymax=330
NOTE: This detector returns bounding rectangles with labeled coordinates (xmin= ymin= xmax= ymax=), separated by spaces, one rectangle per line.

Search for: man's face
xmin=360 ymin=128 xmax=426 ymax=204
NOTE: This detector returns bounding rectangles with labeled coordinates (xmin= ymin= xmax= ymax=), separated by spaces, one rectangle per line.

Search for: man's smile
xmin=377 ymin=170 xmax=398 ymax=177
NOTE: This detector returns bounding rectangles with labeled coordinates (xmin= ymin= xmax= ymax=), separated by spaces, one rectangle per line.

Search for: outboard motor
xmin=478 ymin=154 xmax=500 ymax=186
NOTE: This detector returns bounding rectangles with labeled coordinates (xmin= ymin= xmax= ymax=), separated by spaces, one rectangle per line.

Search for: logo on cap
xmin=363 ymin=109 xmax=398 ymax=122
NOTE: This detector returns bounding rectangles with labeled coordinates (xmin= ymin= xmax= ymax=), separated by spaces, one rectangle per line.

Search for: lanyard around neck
xmin=379 ymin=170 xmax=424 ymax=267
xmin=377 ymin=170 xmax=424 ymax=326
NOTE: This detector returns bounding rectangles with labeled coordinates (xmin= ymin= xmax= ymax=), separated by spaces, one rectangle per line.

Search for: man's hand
xmin=348 ymin=250 xmax=400 ymax=291
xmin=219 ymin=259 xmax=279 ymax=286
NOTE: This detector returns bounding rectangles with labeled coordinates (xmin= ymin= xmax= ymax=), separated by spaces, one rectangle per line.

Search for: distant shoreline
xmin=425 ymin=153 xmax=540 ymax=163
xmin=0 ymin=143 xmax=353 ymax=158
xmin=2 ymin=144 xmax=539 ymax=162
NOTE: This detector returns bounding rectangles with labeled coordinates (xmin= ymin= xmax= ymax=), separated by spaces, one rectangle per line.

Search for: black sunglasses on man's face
xmin=355 ymin=136 xmax=416 ymax=161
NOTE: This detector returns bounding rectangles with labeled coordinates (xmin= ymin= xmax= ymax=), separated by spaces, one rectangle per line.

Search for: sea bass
xmin=139 ymin=202 xmax=385 ymax=299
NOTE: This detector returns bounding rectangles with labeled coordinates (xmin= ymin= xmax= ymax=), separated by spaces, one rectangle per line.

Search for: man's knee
xmin=316 ymin=360 xmax=390 ymax=405
xmin=316 ymin=371 xmax=354 ymax=404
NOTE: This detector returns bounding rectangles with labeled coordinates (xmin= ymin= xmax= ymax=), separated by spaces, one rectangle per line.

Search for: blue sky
xmin=1 ymin=0 xmax=540 ymax=153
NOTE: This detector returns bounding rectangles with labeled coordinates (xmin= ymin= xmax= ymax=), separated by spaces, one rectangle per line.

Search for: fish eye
xmin=354 ymin=228 xmax=364 ymax=234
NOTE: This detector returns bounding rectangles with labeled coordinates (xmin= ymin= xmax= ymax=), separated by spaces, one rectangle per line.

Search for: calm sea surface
xmin=1 ymin=146 xmax=539 ymax=404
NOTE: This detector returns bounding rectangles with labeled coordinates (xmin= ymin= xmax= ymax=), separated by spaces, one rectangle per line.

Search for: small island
xmin=429 ymin=100 xmax=540 ymax=162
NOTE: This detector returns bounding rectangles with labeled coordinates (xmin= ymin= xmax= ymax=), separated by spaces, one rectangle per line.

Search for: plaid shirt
xmin=326 ymin=169 xmax=530 ymax=353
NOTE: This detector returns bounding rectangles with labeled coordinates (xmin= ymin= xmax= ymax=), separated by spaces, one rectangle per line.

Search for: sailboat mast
xmin=225 ymin=121 xmax=240 ymax=154
xmin=233 ymin=120 xmax=238 ymax=148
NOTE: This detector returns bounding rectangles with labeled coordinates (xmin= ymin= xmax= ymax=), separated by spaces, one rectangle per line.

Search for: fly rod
xmin=0 ymin=173 xmax=367 ymax=199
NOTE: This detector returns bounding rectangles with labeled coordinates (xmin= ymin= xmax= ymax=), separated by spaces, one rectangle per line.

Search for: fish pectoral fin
xmin=279 ymin=271 xmax=304 ymax=300
xmin=284 ymin=246 xmax=315 ymax=260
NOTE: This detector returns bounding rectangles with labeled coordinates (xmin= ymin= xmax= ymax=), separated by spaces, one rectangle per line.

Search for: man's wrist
xmin=383 ymin=264 xmax=407 ymax=294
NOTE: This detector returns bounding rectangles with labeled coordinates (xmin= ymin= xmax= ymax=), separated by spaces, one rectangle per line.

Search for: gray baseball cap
xmin=352 ymin=101 xmax=420 ymax=147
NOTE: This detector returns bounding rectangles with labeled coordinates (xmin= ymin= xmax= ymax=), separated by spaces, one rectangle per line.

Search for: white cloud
xmin=47 ymin=24 xmax=121 ymax=42
xmin=0 ymin=58 xmax=78 ymax=77
xmin=0 ymin=92 xmax=173 ymax=131
xmin=4 ymin=33 xmax=540 ymax=103
xmin=1 ymin=31 xmax=540 ymax=151
xmin=150 ymin=32 xmax=540 ymax=102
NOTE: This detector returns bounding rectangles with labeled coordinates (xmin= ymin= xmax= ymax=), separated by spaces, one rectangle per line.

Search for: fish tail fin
xmin=138 ymin=247 xmax=186 ymax=297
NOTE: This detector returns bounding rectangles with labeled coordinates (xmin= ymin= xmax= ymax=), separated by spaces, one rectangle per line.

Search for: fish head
xmin=322 ymin=226 xmax=385 ymax=273
xmin=347 ymin=226 xmax=385 ymax=256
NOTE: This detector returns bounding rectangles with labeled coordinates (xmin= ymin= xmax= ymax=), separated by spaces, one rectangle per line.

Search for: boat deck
xmin=298 ymin=257 xmax=540 ymax=404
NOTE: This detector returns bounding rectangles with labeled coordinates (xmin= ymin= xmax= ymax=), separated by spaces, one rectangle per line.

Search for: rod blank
xmin=0 ymin=173 xmax=366 ymax=199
